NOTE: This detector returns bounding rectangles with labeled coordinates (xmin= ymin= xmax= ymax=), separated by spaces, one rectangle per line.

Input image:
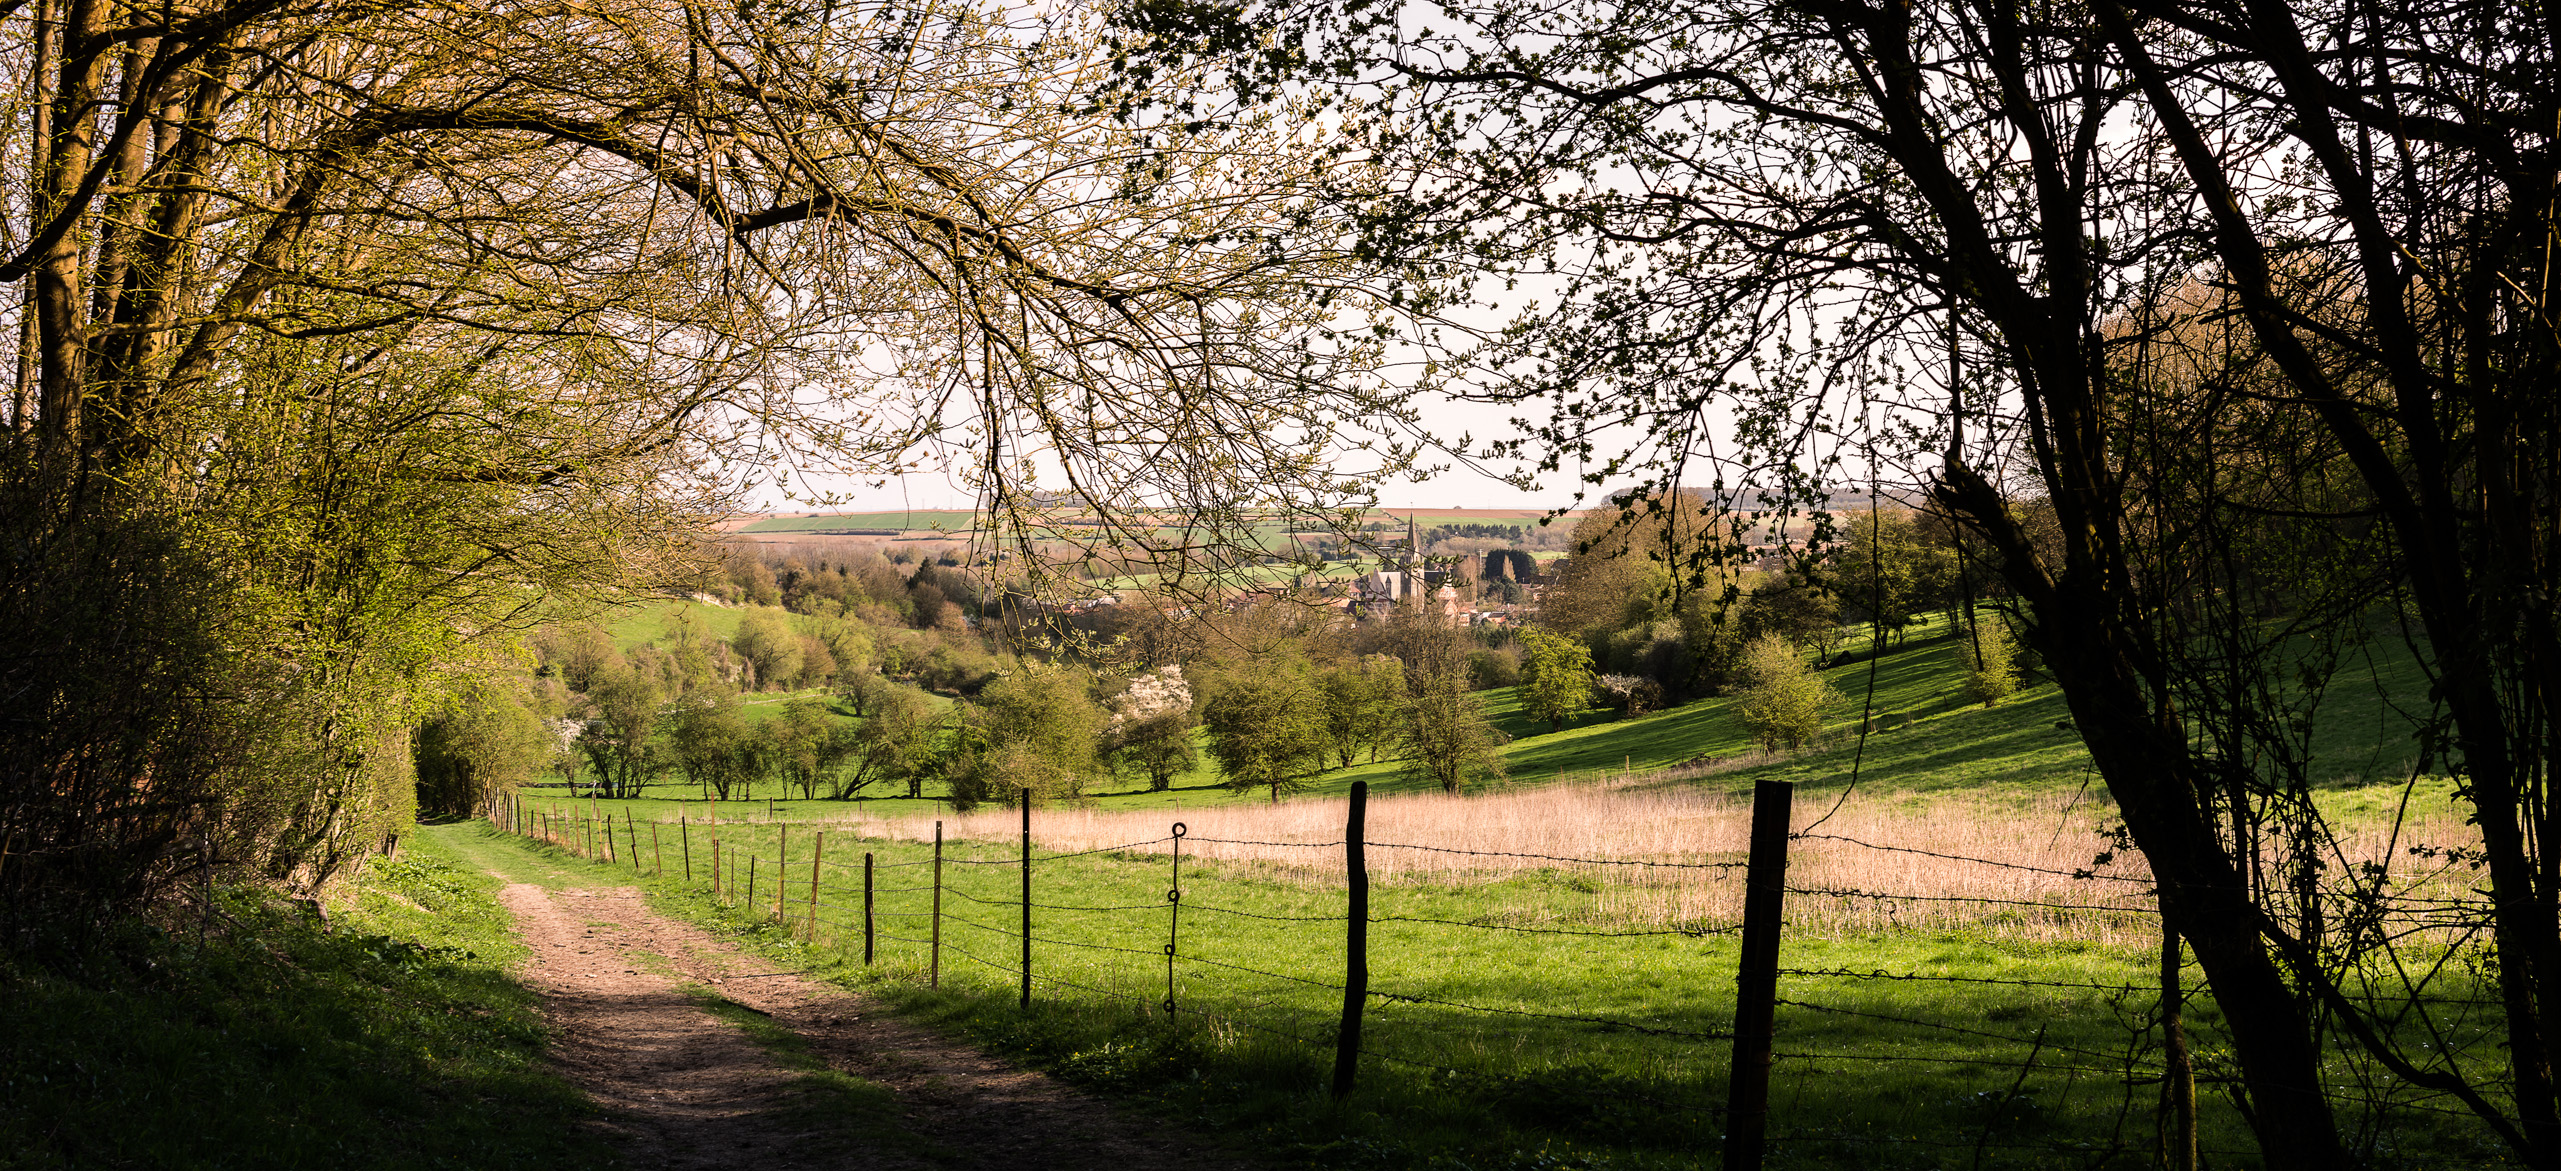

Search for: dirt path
xmin=495 ymin=879 xmax=1253 ymax=1171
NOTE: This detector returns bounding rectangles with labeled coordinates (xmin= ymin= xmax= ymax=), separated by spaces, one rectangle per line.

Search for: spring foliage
xmin=1732 ymin=636 xmax=1837 ymax=751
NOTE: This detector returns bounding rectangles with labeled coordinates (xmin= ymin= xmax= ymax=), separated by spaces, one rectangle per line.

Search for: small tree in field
xmin=1320 ymin=655 xmax=1406 ymax=766
xmin=1962 ymin=619 xmax=2019 ymax=706
xmin=1732 ymin=636 xmax=1837 ymax=751
xmin=1399 ymin=658 xmax=1509 ymax=794
xmin=1518 ymin=627 xmax=1597 ymax=733
xmin=1200 ymin=664 xmax=1332 ymax=803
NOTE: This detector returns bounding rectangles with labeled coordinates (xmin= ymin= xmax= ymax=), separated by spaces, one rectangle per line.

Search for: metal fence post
xmin=1723 ymin=778 xmax=1794 ymax=1171
xmin=1165 ymin=821 xmax=1186 ymax=1016
xmin=777 ymin=824 xmax=790 ymax=921
xmin=680 ymin=816 xmax=691 ymax=881
xmin=1333 ymin=781 xmax=1369 ymax=1099
xmin=863 ymin=851 xmax=876 ymax=965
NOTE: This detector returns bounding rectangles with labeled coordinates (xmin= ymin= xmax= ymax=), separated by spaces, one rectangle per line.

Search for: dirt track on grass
xmin=497 ymin=881 xmax=1247 ymax=1171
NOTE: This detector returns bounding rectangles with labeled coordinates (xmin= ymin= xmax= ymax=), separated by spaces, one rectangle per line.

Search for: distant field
xmin=599 ymin=598 xmax=748 ymax=649
xmin=739 ymin=506 xmax=1587 ymax=536
xmin=742 ymin=510 xmax=984 ymax=534
xmin=549 ymin=605 xmax=2435 ymax=819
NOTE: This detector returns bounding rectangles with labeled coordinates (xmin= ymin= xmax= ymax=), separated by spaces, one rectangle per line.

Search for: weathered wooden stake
xmin=1722 ymin=779 xmax=1794 ymax=1171
xmin=1332 ymin=781 xmax=1369 ymax=1099
xmin=930 ymin=820 xmax=944 ymax=987
xmin=808 ymin=831 xmax=826 ymax=942
xmin=1020 ymin=792 xmax=1033 ymax=1010
xmin=2162 ymin=917 xmax=2198 ymax=1171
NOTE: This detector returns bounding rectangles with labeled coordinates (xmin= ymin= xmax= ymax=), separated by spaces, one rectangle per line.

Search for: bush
xmin=1963 ymin=618 xmax=2020 ymax=705
xmin=1467 ymin=647 xmax=1523 ymax=690
xmin=1732 ymin=635 xmax=1838 ymax=750
xmin=1591 ymin=673 xmax=1666 ymax=718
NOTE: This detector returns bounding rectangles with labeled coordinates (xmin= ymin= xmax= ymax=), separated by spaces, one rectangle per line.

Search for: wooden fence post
xmin=1723 ymin=779 xmax=1794 ymax=1171
xmin=930 ymin=820 xmax=944 ymax=988
xmin=808 ymin=831 xmax=825 ymax=942
xmin=2163 ymin=916 xmax=2197 ymax=1171
xmin=1021 ymin=792 xmax=1033 ymax=1011
xmin=863 ymin=851 xmax=875 ymax=965
xmin=1333 ymin=781 xmax=1369 ymax=1099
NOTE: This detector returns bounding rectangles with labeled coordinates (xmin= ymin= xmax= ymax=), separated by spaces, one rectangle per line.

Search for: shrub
xmin=1732 ymin=635 xmax=1838 ymax=750
xmin=1963 ymin=618 xmax=2020 ymax=705
xmin=1591 ymin=673 xmax=1666 ymax=718
xmin=1467 ymin=646 xmax=1523 ymax=690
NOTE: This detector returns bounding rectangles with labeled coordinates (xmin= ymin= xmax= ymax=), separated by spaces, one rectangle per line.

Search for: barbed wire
xmin=1371 ymin=913 xmax=1744 ymax=939
xmin=1774 ymin=998 xmax=2144 ymax=1065
xmin=1369 ymin=988 xmax=1733 ymax=1041
xmin=1180 ymin=836 xmax=1344 ymax=849
xmin=1787 ymin=832 xmax=2154 ymax=883
xmin=1172 ymin=950 xmax=1348 ymax=992
xmin=1772 ymin=1050 xmax=2139 ymax=1076
xmin=940 ymin=837 xmax=1177 ymax=865
xmin=1366 ymin=841 xmax=1747 ymax=871
xmin=1774 ymin=966 xmax=2171 ymax=993
xmin=1784 ymin=884 xmax=2158 ymax=914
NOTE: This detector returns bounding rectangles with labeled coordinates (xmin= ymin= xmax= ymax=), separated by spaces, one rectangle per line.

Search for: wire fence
xmin=492 ymin=781 xmax=2519 ymax=1169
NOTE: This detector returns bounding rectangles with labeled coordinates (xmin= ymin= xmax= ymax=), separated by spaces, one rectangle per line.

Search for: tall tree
xmin=1399 ymin=657 xmax=1508 ymax=794
xmin=0 ymin=0 xmax=1400 ymax=911
xmin=1122 ymin=0 xmax=2560 ymax=1161
xmin=1199 ymin=660 xmax=1332 ymax=803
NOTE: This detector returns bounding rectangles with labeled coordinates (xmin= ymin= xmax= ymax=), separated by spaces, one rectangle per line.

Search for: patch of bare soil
xmin=499 ymin=882 xmax=1252 ymax=1171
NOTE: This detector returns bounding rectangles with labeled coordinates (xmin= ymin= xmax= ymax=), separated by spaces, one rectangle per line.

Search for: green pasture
xmin=599 ymin=596 xmax=748 ymax=649
xmin=460 ymin=809 xmax=2514 ymax=1170
xmin=526 ymin=606 xmax=2444 ymax=825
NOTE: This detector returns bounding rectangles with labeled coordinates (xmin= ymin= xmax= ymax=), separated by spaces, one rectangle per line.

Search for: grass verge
xmin=0 ymin=825 xmax=612 ymax=1171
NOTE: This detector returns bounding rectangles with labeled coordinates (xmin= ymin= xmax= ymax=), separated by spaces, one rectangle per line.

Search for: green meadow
xmin=478 ymin=767 xmax=2504 ymax=1171
xmin=502 ymin=605 xmax=2497 ymax=1167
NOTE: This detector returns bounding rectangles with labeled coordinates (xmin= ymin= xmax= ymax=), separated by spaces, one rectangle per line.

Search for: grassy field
xmin=0 ymin=828 xmax=611 ymax=1171
xmin=525 ymin=607 xmax=2441 ymax=829
xmin=492 ymin=608 xmax=2496 ymax=1167
xmin=479 ymin=770 xmax=2506 ymax=1171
